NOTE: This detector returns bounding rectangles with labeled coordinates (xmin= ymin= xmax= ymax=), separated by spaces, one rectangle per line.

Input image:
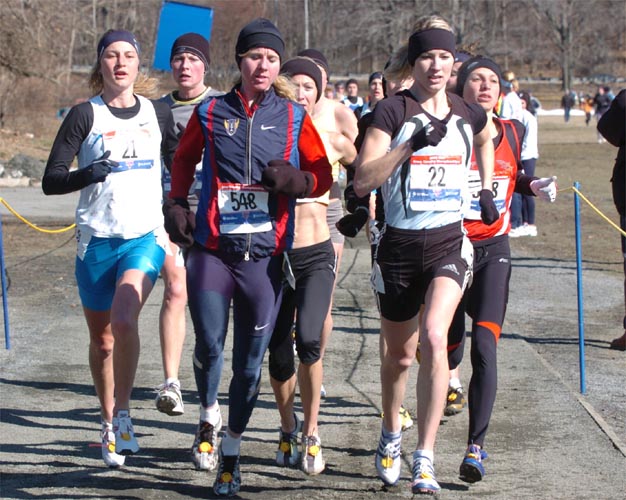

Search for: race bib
xmin=466 ymin=170 xmax=510 ymax=220
xmin=99 ymin=126 xmax=156 ymax=173
xmin=217 ymin=183 xmax=272 ymax=234
xmin=409 ymin=155 xmax=464 ymax=212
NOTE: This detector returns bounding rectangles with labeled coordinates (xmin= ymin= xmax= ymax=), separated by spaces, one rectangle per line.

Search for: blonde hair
xmin=88 ymin=61 xmax=160 ymax=98
xmin=412 ymin=14 xmax=454 ymax=34
xmin=384 ymin=43 xmax=412 ymax=83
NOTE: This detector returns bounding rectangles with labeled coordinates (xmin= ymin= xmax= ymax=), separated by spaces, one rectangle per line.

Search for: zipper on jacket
xmin=244 ymin=111 xmax=255 ymax=261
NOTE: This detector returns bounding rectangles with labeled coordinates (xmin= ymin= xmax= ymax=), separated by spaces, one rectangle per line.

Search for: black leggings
xmin=448 ymin=235 xmax=511 ymax=447
xmin=268 ymin=239 xmax=336 ymax=382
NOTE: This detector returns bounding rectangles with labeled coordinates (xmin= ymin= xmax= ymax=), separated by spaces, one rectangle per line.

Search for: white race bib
xmin=217 ymin=183 xmax=272 ymax=234
xmin=466 ymin=170 xmax=510 ymax=220
xmin=409 ymin=155 xmax=464 ymax=212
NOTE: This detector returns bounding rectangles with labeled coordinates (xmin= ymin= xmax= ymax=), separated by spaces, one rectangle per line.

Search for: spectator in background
xmin=581 ymin=94 xmax=594 ymax=126
xmin=499 ymin=70 xmax=523 ymax=121
xmin=324 ymin=85 xmax=335 ymax=99
xmin=509 ymin=90 xmax=540 ymax=238
xmin=342 ymin=78 xmax=364 ymax=111
xmin=561 ymin=89 xmax=577 ymax=123
xmin=334 ymin=80 xmax=346 ymax=101
xmin=594 ymin=85 xmax=612 ymax=143
xmin=597 ymin=88 xmax=626 ymax=351
xmin=155 ymin=32 xmax=224 ymax=421
xmin=355 ymin=71 xmax=384 ymax=120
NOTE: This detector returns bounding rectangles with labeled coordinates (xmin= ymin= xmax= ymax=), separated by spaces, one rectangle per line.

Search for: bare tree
xmin=0 ymin=0 xmax=623 ymax=132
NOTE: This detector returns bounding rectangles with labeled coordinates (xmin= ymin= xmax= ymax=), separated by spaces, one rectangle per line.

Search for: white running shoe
xmin=301 ymin=435 xmax=325 ymax=475
xmin=508 ymin=226 xmax=528 ymax=238
xmin=411 ymin=452 xmax=441 ymax=495
xmin=375 ymin=431 xmax=402 ymax=486
xmin=191 ymin=414 xmax=223 ymax=471
xmin=155 ymin=380 xmax=185 ymax=416
xmin=113 ymin=410 xmax=139 ymax=455
xmin=101 ymin=422 xmax=125 ymax=467
xmin=320 ymin=384 xmax=327 ymax=399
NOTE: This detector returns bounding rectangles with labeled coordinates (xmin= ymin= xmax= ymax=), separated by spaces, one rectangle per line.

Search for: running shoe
xmin=380 ymin=406 xmax=414 ymax=432
xmin=301 ymin=435 xmax=325 ymax=475
xmin=444 ymin=386 xmax=467 ymax=416
xmin=375 ymin=431 xmax=402 ymax=486
xmin=411 ymin=452 xmax=440 ymax=495
xmin=101 ymin=422 xmax=125 ymax=467
xmin=213 ymin=447 xmax=241 ymax=497
xmin=191 ymin=415 xmax=223 ymax=471
xmin=459 ymin=444 xmax=488 ymax=483
xmin=276 ymin=414 xmax=302 ymax=467
xmin=508 ymin=225 xmax=528 ymax=238
xmin=525 ymin=224 xmax=538 ymax=237
xmin=399 ymin=406 xmax=414 ymax=431
xmin=320 ymin=383 xmax=327 ymax=399
xmin=113 ymin=410 xmax=139 ymax=455
xmin=155 ymin=380 xmax=185 ymax=416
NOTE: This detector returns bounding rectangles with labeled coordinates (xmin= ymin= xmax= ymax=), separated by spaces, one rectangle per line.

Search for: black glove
xmin=344 ymin=182 xmax=361 ymax=214
xmin=261 ymin=160 xmax=314 ymax=198
xmin=409 ymin=121 xmax=447 ymax=151
xmin=478 ymin=189 xmax=500 ymax=225
xmin=163 ymin=198 xmax=196 ymax=248
xmin=84 ymin=150 xmax=118 ymax=185
xmin=336 ymin=206 xmax=369 ymax=238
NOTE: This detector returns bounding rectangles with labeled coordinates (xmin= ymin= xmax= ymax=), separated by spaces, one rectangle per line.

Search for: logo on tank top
xmin=224 ymin=118 xmax=240 ymax=136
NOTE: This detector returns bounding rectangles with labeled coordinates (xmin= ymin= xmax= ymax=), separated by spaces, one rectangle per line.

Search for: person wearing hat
xmin=296 ymin=48 xmax=358 ymax=402
xmin=353 ymin=15 xmax=497 ymax=494
xmin=42 ymin=29 xmax=178 ymax=468
xmin=354 ymin=71 xmax=385 ymax=120
xmin=267 ymin=56 xmax=357 ymax=476
xmin=446 ymin=49 xmax=472 ymax=93
xmin=449 ymin=55 xmax=557 ymax=484
xmin=154 ymin=33 xmax=224 ymax=425
xmin=164 ymin=18 xmax=332 ymax=497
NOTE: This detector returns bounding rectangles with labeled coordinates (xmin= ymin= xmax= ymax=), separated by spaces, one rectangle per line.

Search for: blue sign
xmin=153 ymin=1 xmax=213 ymax=71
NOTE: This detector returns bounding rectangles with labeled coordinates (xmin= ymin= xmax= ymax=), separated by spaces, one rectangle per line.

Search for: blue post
xmin=0 ymin=212 xmax=10 ymax=349
xmin=573 ymin=182 xmax=585 ymax=394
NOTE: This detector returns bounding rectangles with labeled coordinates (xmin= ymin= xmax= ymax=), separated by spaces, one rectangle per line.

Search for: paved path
xmin=0 ymin=187 xmax=624 ymax=499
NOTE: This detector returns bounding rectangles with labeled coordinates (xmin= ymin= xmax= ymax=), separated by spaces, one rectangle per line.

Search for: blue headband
xmin=408 ymin=28 xmax=456 ymax=66
xmin=97 ymin=30 xmax=141 ymax=60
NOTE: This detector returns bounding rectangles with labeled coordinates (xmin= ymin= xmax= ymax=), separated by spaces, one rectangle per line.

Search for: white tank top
xmin=75 ymin=95 xmax=164 ymax=238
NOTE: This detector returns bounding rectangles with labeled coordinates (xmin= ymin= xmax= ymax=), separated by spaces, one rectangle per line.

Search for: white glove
xmin=530 ymin=175 xmax=557 ymax=202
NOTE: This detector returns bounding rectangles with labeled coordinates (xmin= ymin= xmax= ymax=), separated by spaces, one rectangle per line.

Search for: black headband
xmin=408 ymin=28 xmax=455 ymax=66
xmin=455 ymin=56 xmax=502 ymax=96
xmin=281 ymin=57 xmax=323 ymax=102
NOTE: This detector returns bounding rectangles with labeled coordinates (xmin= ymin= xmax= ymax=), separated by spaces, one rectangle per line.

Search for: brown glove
xmin=163 ymin=198 xmax=195 ymax=248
